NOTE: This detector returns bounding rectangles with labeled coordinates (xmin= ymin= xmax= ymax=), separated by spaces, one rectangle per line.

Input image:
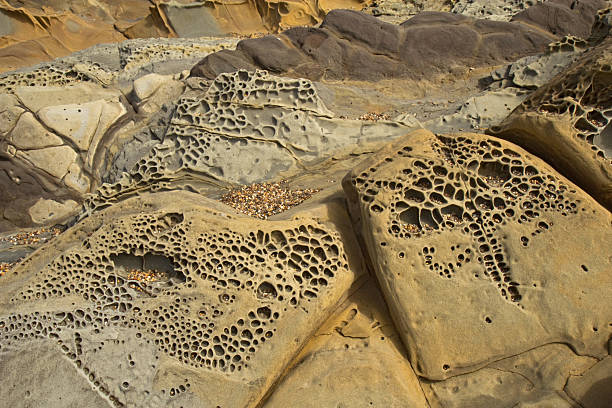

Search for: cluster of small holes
xmin=2 ymin=210 xmax=348 ymax=376
xmin=0 ymin=65 xmax=92 ymax=93
xmin=521 ymin=42 xmax=612 ymax=162
xmin=351 ymin=136 xmax=581 ymax=304
xmin=547 ymin=35 xmax=588 ymax=53
xmin=420 ymin=245 xmax=473 ymax=278
xmin=118 ymin=38 xmax=239 ymax=72
xmin=85 ymin=70 xmax=331 ymax=213
xmin=206 ymin=70 xmax=320 ymax=111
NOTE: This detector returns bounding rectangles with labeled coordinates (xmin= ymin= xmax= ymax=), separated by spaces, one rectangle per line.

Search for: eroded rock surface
xmin=85 ymin=70 xmax=412 ymax=215
xmin=263 ymin=275 xmax=428 ymax=408
xmin=0 ymin=83 xmax=129 ymax=230
xmin=0 ymin=190 xmax=363 ymax=407
xmin=191 ymin=9 xmax=558 ymax=81
xmin=490 ymin=37 xmax=612 ymax=211
xmin=343 ymin=129 xmax=612 ymax=380
xmin=0 ymin=0 xmax=367 ymax=73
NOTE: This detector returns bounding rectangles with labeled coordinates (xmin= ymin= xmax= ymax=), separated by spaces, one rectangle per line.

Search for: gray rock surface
xmin=85 ymin=70 xmax=414 ymax=215
xmin=191 ymin=9 xmax=557 ymax=81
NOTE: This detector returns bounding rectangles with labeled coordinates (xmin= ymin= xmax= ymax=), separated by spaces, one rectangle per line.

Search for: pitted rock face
xmin=0 ymin=191 xmax=361 ymax=407
xmin=342 ymin=129 xmax=612 ymax=380
xmin=85 ymin=70 xmax=411 ymax=215
xmin=0 ymin=64 xmax=96 ymax=94
xmin=490 ymin=37 xmax=612 ymax=211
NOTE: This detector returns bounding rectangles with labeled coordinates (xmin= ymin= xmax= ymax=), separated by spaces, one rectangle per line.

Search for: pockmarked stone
xmin=85 ymin=69 xmax=412 ymax=215
xmin=490 ymin=37 xmax=612 ymax=211
xmin=0 ymin=190 xmax=363 ymax=407
xmin=342 ymin=129 xmax=612 ymax=380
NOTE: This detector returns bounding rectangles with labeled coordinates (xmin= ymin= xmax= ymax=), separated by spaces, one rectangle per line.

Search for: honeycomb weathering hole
xmin=593 ymin=122 xmax=611 ymax=158
xmin=111 ymin=253 xmax=185 ymax=286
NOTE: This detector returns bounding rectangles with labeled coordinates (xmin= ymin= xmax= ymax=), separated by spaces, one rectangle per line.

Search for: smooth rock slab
xmin=38 ymin=98 xmax=126 ymax=152
xmin=0 ymin=190 xmax=363 ymax=407
xmin=18 ymin=145 xmax=78 ymax=180
xmin=423 ymin=343 xmax=596 ymax=407
xmin=27 ymin=197 xmax=80 ymax=225
xmin=343 ymin=129 xmax=612 ymax=380
xmin=7 ymin=111 xmax=64 ymax=150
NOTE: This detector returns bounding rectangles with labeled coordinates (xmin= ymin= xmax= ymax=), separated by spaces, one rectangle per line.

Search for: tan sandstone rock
xmin=0 ymin=93 xmax=23 ymax=134
xmin=343 ymin=129 xmax=612 ymax=381
xmin=0 ymin=190 xmax=364 ymax=407
xmin=490 ymin=37 xmax=612 ymax=211
xmin=18 ymin=145 xmax=77 ymax=180
xmin=263 ymin=274 xmax=428 ymax=407
xmin=565 ymin=356 xmax=612 ymax=408
xmin=28 ymin=197 xmax=80 ymax=225
xmin=38 ymin=98 xmax=126 ymax=152
xmin=132 ymin=73 xmax=185 ymax=115
xmin=8 ymin=111 xmax=64 ymax=150
xmin=14 ymin=82 xmax=123 ymax=112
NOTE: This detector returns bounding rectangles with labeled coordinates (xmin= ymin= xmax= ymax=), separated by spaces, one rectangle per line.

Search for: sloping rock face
xmin=190 ymin=9 xmax=558 ymax=81
xmin=85 ymin=70 xmax=412 ymax=215
xmin=0 ymin=190 xmax=364 ymax=407
xmin=490 ymin=37 xmax=612 ymax=211
xmin=263 ymin=274 xmax=429 ymax=408
xmin=342 ymin=129 xmax=612 ymax=381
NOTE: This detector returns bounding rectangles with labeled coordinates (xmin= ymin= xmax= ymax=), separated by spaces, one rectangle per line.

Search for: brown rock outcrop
xmin=190 ymin=9 xmax=562 ymax=81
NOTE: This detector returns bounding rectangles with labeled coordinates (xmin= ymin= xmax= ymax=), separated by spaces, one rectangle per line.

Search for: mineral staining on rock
xmin=0 ymin=191 xmax=362 ymax=407
xmin=0 ymin=0 xmax=367 ymax=73
xmin=0 ymin=2 xmax=611 ymax=407
xmin=343 ymin=129 xmax=612 ymax=380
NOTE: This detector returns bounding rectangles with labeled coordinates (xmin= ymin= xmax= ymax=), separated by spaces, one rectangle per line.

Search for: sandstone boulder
xmin=490 ymin=37 xmax=612 ymax=211
xmin=0 ymin=190 xmax=363 ymax=407
xmin=86 ymin=70 xmax=414 ymax=214
xmin=0 ymin=82 xmax=129 ymax=231
xmin=343 ymin=129 xmax=612 ymax=381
